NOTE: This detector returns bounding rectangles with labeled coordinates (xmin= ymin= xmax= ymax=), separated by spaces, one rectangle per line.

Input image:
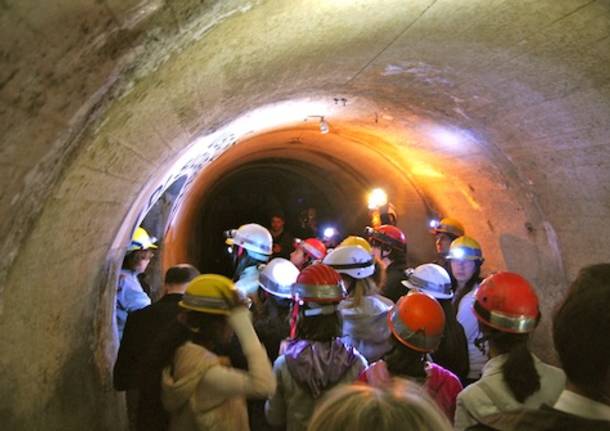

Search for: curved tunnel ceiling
xmin=1 ymin=1 xmax=609 ymax=428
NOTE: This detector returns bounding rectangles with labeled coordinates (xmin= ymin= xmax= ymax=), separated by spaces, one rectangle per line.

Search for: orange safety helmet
xmin=294 ymin=237 xmax=327 ymax=261
xmin=387 ymin=292 xmax=446 ymax=352
xmin=474 ymin=272 xmax=540 ymax=334
xmin=366 ymin=224 xmax=407 ymax=252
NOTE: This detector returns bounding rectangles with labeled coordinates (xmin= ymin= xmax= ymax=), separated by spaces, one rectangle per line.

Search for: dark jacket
xmin=382 ymin=259 xmax=408 ymax=303
xmin=114 ymin=293 xmax=184 ymax=431
xmin=431 ymin=299 xmax=470 ymax=381
xmin=466 ymin=405 xmax=610 ymax=431
xmin=271 ymin=229 xmax=294 ymax=259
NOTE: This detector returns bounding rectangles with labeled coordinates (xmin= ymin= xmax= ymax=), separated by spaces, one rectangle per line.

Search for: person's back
xmin=339 ymin=292 xmax=393 ymax=362
xmin=265 ymin=263 xmax=367 ymax=431
xmin=455 ymin=354 xmax=565 ymax=429
xmin=323 ymin=246 xmax=394 ymax=363
xmin=267 ymin=338 xmax=367 ymax=431
xmin=114 ymin=264 xmax=199 ymax=431
xmin=454 ymin=272 xmax=566 ymax=430
xmin=360 ymin=292 xmax=463 ymax=421
xmin=466 ymin=264 xmax=610 ymax=431
xmin=160 ymin=274 xmax=276 ymax=431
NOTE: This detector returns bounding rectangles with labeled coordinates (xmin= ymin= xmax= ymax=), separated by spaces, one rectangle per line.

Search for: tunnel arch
xmin=2 ymin=1 xmax=609 ymax=429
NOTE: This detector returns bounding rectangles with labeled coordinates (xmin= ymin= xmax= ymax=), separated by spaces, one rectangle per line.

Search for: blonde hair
xmin=307 ymin=379 xmax=452 ymax=431
xmin=344 ymin=276 xmax=377 ymax=308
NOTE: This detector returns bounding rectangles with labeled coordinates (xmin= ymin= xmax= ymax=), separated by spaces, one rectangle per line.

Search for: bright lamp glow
xmin=368 ymin=188 xmax=388 ymax=210
xmin=450 ymin=248 xmax=466 ymax=259
xmin=272 ymin=262 xmax=300 ymax=287
xmin=323 ymin=227 xmax=336 ymax=239
xmin=429 ymin=219 xmax=440 ymax=229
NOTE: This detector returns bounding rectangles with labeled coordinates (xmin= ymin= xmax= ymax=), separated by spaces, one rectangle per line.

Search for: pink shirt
xmin=359 ymin=360 xmax=463 ymax=422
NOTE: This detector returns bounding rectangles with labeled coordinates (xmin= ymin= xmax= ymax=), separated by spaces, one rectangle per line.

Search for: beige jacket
xmin=161 ymin=308 xmax=276 ymax=431
xmin=454 ymin=353 xmax=566 ymax=430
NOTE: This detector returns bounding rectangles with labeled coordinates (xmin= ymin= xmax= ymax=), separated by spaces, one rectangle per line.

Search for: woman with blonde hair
xmin=323 ymin=245 xmax=394 ymax=362
xmin=307 ymin=379 xmax=452 ymax=431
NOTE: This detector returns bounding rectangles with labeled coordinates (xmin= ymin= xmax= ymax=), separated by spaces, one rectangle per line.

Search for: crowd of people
xmin=113 ymin=217 xmax=610 ymax=431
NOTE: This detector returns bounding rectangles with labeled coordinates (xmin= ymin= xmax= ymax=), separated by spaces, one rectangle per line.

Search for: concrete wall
xmin=1 ymin=0 xmax=609 ymax=428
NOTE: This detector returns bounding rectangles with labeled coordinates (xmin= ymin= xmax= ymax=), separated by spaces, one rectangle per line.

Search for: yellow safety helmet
xmin=447 ymin=236 xmax=484 ymax=262
xmin=179 ymin=274 xmax=237 ymax=315
xmin=338 ymin=236 xmax=373 ymax=255
xmin=433 ymin=217 xmax=465 ymax=238
xmin=128 ymin=227 xmax=158 ymax=252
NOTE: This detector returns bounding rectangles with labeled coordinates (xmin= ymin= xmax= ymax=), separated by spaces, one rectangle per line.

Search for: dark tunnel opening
xmin=190 ymin=159 xmax=373 ymax=276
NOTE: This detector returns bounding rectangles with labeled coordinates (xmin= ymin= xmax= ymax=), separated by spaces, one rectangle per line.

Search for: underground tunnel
xmin=1 ymin=0 xmax=609 ymax=429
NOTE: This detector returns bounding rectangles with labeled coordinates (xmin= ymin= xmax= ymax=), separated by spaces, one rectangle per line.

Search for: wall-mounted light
xmin=307 ymin=115 xmax=330 ymax=134
xmin=319 ymin=117 xmax=329 ymax=134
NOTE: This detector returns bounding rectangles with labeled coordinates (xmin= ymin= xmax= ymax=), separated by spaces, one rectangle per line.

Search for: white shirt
xmin=454 ymin=353 xmax=566 ymax=430
xmin=554 ymin=389 xmax=610 ymax=421
xmin=456 ymin=288 xmax=487 ymax=379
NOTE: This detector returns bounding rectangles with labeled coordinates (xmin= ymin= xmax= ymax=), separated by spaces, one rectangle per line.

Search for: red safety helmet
xmin=366 ymin=224 xmax=407 ymax=252
xmin=290 ymin=264 xmax=345 ymax=331
xmin=294 ymin=238 xmax=327 ymax=261
xmin=474 ymin=272 xmax=540 ymax=334
xmin=387 ymin=292 xmax=445 ymax=352
xmin=292 ymin=263 xmax=345 ymax=304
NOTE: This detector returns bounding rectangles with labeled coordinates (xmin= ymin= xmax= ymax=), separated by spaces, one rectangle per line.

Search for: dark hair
xmin=431 ymin=299 xmax=469 ymax=380
xmin=164 ymin=264 xmax=199 ymax=285
xmin=553 ymin=263 xmax=610 ymax=401
xmin=143 ymin=310 xmax=229 ymax=372
xmin=254 ymin=295 xmax=291 ymax=362
xmin=484 ymin=327 xmax=540 ymax=403
xmin=384 ymin=335 xmax=427 ymax=381
xmin=122 ymin=250 xmax=152 ymax=271
xmin=450 ymin=262 xmax=482 ymax=311
xmin=296 ymin=309 xmax=342 ymax=341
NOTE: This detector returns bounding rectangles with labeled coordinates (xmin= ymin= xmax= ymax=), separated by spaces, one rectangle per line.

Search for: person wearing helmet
xmin=265 ymin=264 xmax=368 ymax=431
xmin=225 ymin=223 xmax=273 ymax=296
xmin=454 ymin=272 xmax=566 ymax=431
xmin=470 ymin=264 xmax=610 ymax=430
xmin=290 ymin=237 xmax=327 ymax=270
xmin=338 ymin=235 xmax=374 ymax=254
xmin=366 ymin=224 xmax=408 ymax=303
xmin=447 ymin=235 xmax=487 ymax=384
xmin=248 ymin=257 xmax=300 ymax=431
xmin=431 ymin=217 xmax=465 ymax=272
xmin=159 ymin=274 xmax=276 ymax=431
xmin=116 ymin=226 xmax=158 ymax=340
xmin=323 ymin=245 xmax=394 ymax=362
xmin=402 ymin=264 xmax=469 ymax=381
xmin=114 ymin=264 xmax=200 ymax=431
xmin=359 ymin=292 xmax=463 ymax=421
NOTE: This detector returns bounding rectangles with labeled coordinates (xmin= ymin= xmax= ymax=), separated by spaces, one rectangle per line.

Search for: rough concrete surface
xmin=0 ymin=0 xmax=609 ymax=428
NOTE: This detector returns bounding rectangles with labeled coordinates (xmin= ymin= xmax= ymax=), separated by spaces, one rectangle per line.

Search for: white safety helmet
xmin=322 ymin=245 xmax=375 ymax=279
xmin=401 ymin=263 xmax=453 ymax=299
xmin=225 ymin=223 xmax=273 ymax=261
xmin=259 ymin=258 xmax=300 ymax=299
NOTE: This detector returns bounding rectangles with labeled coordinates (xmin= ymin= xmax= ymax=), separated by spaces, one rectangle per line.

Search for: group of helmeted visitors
xmin=113 ymin=216 xmax=610 ymax=431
